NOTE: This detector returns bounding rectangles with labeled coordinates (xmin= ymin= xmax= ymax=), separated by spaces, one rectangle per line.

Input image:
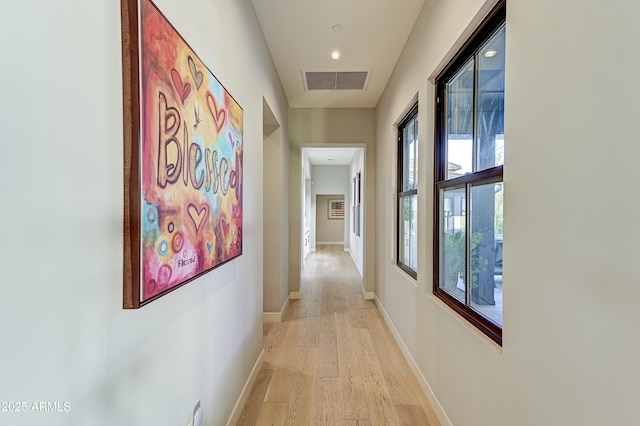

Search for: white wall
xmin=302 ymin=152 xmax=313 ymax=263
xmin=349 ymin=149 xmax=365 ymax=275
xmin=375 ymin=0 xmax=640 ymax=425
xmin=316 ymin=195 xmax=345 ymax=243
xmin=303 ymin=179 xmax=312 ymax=260
xmin=0 ymin=1 xmax=288 ymax=425
xmin=289 ymin=108 xmax=376 ymax=294
xmin=263 ymin=125 xmax=290 ymax=314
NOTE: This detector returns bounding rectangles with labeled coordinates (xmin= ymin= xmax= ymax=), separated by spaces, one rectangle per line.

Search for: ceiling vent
xmin=303 ymin=71 xmax=369 ymax=91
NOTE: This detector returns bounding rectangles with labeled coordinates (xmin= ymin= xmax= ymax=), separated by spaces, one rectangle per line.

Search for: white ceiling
xmin=305 ymin=147 xmax=358 ymax=166
xmin=252 ymin=0 xmax=426 ymax=108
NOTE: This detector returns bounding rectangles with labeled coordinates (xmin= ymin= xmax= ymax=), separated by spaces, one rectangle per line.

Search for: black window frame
xmin=433 ymin=0 xmax=505 ymax=345
xmin=397 ymin=103 xmax=419 ymax=278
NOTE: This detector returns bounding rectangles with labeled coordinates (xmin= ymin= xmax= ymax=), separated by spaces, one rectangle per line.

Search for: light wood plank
xmin=265 ymin=315 xmax=305 ymax=402
xmin=331 ymin=280 xmax=349 ymax=313
xmin=286 ymin=346 xmax=318 ymax=425
xmin=394 ymin=404 xmax=432 ymax=426
xmin=237 ymin=368 xmax=274 ymax=426
xmin=255 ymin=402 xmax=288 ymax=426
xmin=342 ymin=421 xmax=373 ymax=426
xmin=318 ymin=333 xmax=339 ymax=378
xmin=320 ymin=314 xmax=336 ymax=334
xmin=354 ymin=328 xmax=399 ymax=425
xmin=341 ymin=277 xmax=360 ymax=311
xmin=349 ymin=309 xmax=368 ymax=329
xmin=283 ymin=303 xmax=304 ymax=322
xmin=320 ymin=283 xmax=334 ymax=316
xmin=364 ymin=309 xmax=420 ymax=406
xmin=275 ymin=316 xmax=305 ymax=367
xmin=364 ymin=310 xmax=440 ymax=425
xmin=306 ymin=276 xmax=323 ymax=319
xmin=263 ymin=367 xmax=295 ymax=403
xmin=313 ymin=377 xmax=343 ymax=426
xmin=335 ymin=312 xmax=370 ymax=421
xmin=263 ymin=322 xmax=289 ymax=362
xmin=301 ymin=318 xmax=320 ymax=347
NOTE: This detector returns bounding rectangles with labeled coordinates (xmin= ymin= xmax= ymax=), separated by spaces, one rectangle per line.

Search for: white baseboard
xmin=316 ymin=241 xmax=344 ymax=245
xmin=374 ymin=295 xmax=452 ymax=426
xmin=262 ymin=312 xmax=283 ymax=323
xmin=344 ymin=247 xmax=351 ymax=253
xmin=263 ymin=295 xmax=290 ymax=323
xmin=290 ymin=291 xmax=300 ymax=300
xmin=226 ymin=348 xmax=265 ymax=426
xmin=361 ymin=288 xmax=375 ymax=300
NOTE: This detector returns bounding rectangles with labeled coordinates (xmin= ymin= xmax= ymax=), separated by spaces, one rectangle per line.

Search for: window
xmin=397 ymin=103 xmax=418 ymax=277
xmin=434 ymin=1 xmax=505 ymax=345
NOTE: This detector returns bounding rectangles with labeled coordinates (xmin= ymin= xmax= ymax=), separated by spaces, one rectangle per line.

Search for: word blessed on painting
xmin=157 ymin=92 xmax=239 ymax=196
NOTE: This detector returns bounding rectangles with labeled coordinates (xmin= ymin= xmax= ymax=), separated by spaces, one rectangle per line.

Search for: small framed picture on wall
xmin=328 ymin=199 xmax=345 ymax=219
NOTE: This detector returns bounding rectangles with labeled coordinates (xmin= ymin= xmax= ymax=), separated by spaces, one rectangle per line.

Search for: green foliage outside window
xmin=443 ymin=231 xmax=488 ymax=292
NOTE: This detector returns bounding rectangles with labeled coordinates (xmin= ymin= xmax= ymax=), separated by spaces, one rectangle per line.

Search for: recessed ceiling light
xmin=332 ymin=24 xmax=343 ymax=32
xmin=484 ymin=50 xmax=498 ymax=58
xmin=331 ymin=51 xmax=340 ymax=60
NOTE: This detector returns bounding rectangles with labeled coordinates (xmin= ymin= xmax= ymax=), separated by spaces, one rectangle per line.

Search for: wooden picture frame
xmin=328 ymin=199 xmax=345 ymax=219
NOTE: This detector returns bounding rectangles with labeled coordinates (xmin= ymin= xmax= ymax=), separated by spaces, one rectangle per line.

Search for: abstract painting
xmin=121 ymin=0 xmax=243 ymax=308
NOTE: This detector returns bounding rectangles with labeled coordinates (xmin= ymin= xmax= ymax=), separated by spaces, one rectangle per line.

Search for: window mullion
xmin=437 ymin=81 xmax=448 ymax=186
xmin=472 ymin=55 xmax=479 ymax=173
xmin=467 ymin=53 xmax=478 ymax=307
xmin=413 ymin=121 xmax=418 ymax=188
xmin=465 ymin=182 xmax=471 ymax=307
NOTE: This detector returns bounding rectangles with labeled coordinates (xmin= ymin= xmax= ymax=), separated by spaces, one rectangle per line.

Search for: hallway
xmin=238 ymin=245 xmax=440 ymax=425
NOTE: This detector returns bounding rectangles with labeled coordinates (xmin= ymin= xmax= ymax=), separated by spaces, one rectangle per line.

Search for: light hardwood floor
xmin=237 ymin=245 xmax=440 ymax=426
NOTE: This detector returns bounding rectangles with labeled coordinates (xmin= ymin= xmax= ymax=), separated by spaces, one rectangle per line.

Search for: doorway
xmin=301 ymin=146 xmax=365 ymax=278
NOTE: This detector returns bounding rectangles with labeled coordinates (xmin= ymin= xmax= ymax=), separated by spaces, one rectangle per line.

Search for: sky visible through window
xmin=447 ymin=135 xmax=504 ymax=176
